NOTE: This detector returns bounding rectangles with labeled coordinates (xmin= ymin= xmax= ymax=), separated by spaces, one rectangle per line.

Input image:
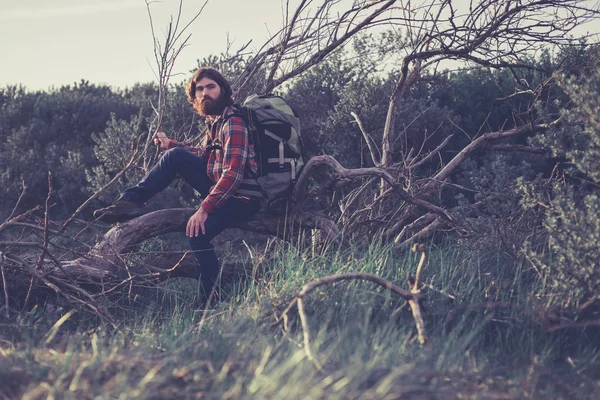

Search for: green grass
xmin=1 ymin=241 xmax=599 ymax=399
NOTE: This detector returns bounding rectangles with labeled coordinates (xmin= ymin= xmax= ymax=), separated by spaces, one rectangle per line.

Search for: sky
xmin=0 ymin=0 xmax=285 ymax=90
xmin=1 ymin=1 xmax=599 ymax=91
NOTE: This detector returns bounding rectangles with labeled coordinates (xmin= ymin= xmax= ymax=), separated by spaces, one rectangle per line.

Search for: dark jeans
xmin=120 ymin=147 xmax=260 ymax=297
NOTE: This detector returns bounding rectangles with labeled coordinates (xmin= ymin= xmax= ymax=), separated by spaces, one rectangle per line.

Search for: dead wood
xmin=275 ymin=244 xmax=430 ymax=367
xmin=0 ymin=206 xmax=342 ymax=306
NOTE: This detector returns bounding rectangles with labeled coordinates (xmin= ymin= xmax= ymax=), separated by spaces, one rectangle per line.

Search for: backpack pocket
xmin=257 ymin=171 xmax=294 ymax=199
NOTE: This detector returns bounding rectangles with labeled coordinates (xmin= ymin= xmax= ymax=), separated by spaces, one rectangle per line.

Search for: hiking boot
xmin=93 ymin=200 xmax=149 ymax=224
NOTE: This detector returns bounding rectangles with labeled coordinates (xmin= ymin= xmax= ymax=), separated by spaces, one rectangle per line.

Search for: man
xmin=94 ymin=67 xmax=260 ymax=299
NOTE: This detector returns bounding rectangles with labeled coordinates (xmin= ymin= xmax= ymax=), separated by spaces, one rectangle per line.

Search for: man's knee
xmin=187 ymin=235 xmax=212 ymax=250
xmin=164 ymin=147 xmax=188 ymax=160
xmin=160 ymin=147 xmax=192 ymax=172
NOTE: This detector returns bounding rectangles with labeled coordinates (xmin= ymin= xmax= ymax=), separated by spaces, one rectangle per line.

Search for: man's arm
xmin=155 ymin=131 xmax=207 ymax=158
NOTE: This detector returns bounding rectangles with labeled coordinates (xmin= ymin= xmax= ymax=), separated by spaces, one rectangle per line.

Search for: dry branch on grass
xmin=275 ymin=244 xmax=429 ymax=368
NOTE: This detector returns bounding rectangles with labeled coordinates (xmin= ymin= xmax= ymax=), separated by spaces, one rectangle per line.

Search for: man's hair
xmin=186 ymin=67 xmax=233 ymax=105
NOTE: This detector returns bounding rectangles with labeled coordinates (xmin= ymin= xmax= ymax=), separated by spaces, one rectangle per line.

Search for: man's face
xmin=193 ymin=77 xmax=223 ymax=116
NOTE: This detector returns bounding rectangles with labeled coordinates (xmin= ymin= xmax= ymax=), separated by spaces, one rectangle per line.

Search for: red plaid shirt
xmin=166 ymin=106 xmax=257 ymax=213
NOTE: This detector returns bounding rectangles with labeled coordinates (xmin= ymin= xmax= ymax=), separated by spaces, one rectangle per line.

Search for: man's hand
xmin=153 ymin=131 xmax=170 ymax=149
xmin=187 ymin=207 xmax=208 ymax=237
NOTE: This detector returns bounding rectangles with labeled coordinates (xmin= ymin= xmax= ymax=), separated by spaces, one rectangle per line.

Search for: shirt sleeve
xmin=200 ymin=116 xmax=249 ymax=213
xmin=166 ymin=139 xmax=206 ymax=158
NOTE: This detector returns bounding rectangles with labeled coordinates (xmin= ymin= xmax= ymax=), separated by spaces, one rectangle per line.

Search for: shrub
xmin=525 ymin=53 xmax=600 ymax=309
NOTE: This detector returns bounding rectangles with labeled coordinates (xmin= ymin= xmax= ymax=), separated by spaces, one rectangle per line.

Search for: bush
xmin=525 ymin=52 xmax=600 ymax=309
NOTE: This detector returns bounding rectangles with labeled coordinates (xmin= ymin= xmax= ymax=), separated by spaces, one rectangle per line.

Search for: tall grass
xmin=1 ymin=240 xmax=599 ymax=399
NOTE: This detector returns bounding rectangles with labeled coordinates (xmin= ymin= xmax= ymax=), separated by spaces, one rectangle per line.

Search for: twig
xmin=394 ymin=218 xmax=447 ymax=250
xmin=411 ymin=243 xmax=428 ymax=291
xmin=0 ymin=253 xmax=9 ymax=318
xmin=293 ymin=155 xmax=455 ymax=223
xmin=277 ymin=264 xmax=430 ymax=366
xmin=409 ymin=244 xmax=429 ymax=345
xmin=297 ymin=297 xmax=322 ymax=369
xmin=35 ymin=172 xmax=54 ymax=272
xmin=0 ymin=206 xmax=42 ymax=234
xmin=6 ymin=180 xmax=27 ymax=221
xmin=5 ymin=255 xmax=117 ymax=329
xmin=480 ymin=144 xmax=548 ymax=153
xmin=408 ymin=134 xmax=454 ymax=170
xmin=20 ymin=276 xmax=36 ymax=314
xmin=428 ymin=121 xmax=557 ymax=190
xmin=143 ymin=0 xmax=208 ymax=171
xmin=61 ymin=148 xmax=138 ymax=233
xmin=351 ymin=111 xmax=381 ymax=166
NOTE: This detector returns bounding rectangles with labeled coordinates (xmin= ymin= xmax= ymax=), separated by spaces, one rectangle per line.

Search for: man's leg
xmin=95 ymin=148 xmax=213 ymax=222
xmin=187 ymin=197 xmax=261 ymax=299
xmin=121 ymin=147 xmax=213 ymax=204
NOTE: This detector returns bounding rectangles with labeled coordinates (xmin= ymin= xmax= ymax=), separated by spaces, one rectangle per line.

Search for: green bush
xmin=525 ymin=52 xmax=600 ymax=309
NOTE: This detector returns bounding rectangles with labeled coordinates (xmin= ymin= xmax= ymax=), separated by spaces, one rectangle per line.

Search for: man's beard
xmin=196 ymin=93 xmax=228 ymax=117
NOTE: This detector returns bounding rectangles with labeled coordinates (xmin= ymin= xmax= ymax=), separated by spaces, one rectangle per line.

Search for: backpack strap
xmin=222 ymin=104 xmax=245 ymax=123
xmin=206 ymin=105 xmax=246 ymax=153
xmin=205 ymin=139 xmax=222 ymax=152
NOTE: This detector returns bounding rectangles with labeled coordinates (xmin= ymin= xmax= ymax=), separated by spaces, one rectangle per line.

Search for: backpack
xmin=229 ymin=94 xmax=305 ymax=207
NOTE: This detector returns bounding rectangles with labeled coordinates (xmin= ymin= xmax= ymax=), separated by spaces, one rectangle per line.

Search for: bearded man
xmin=93 ymin=67 xmax=260 ymax=299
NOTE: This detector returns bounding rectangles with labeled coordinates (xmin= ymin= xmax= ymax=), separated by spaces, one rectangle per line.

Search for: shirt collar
xmin=206 ymin=106 xmax=233 ymax=130
xmin=207 ymin=105 xmax=233 ymax=126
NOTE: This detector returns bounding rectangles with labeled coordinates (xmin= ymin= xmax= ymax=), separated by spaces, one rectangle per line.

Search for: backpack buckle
xmin=206 ymin=139 xmax=222 ymax=152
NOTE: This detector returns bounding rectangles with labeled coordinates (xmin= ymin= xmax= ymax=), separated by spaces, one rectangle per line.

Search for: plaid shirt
xmin=166 ymin=106 xmax=257 ymax=213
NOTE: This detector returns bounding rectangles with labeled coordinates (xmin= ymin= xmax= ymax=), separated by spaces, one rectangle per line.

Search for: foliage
xmin=283 ymin=48 xmax=371 ymax=163
xmin=425 ymin=63 xmax=561 ymax=259
xmin=0 ymin=79 xmax=206 ymax=218
xmin=524 ymin=54 xmax=600 ymax=308
xmin=0 ymin=82 xmax=141 ymax=217
xmin=525 ymin=184 xmax=600 ymax=308
xmin=451 ymin=154 xmax=546 ymax=262
xmin=85 ymin=113 xmax=148 ymax=204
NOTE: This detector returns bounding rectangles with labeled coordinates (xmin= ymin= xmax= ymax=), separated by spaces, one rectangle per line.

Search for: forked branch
xmin=276 ymin=244 xmax=430 ymax=367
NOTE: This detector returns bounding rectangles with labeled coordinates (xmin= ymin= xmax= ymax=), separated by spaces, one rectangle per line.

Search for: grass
xmin=1 ymin=240 xmax=599 ymax=399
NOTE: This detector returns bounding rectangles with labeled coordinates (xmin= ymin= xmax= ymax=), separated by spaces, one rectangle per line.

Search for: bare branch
xmin=0 ymin=253 xmax=9 ymax=318
xmin=61 ymin=147 xmax=139 ymax=233
xmin=294 ymin=155 xmax=455 ymax=223
xmin=428 ymin=121 xmax=557 ymax=190
xmin=236 ymin=0 xmax=397 ymax=94
xmin=351 ymin=111 xmax=381 ymax=166
xmin=408 ymin=134 xmax=454 ymax=170
xmin=480 ymin=144 xmax=548 ymax=153
xmin=6 ymin=180 xmax=26 ymax=222
xmin=395 ymin=217 xmax=448 ymax=250
xmin=278 ymin=243 xmax=431 ymax=362
xmin=382 ymin=58 xmax=423 ymax=167
xmin=143 ymin=0 xmax=210 ymax=170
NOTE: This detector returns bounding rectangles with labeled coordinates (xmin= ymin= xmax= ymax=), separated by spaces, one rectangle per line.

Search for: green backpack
xmin=230 ymin=94 xmax=306 ymax=206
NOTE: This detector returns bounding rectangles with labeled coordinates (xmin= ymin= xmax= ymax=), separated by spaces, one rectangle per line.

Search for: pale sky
xmin=1 ymin=1 xmax=598 ymax=91
xmin=0 ymin=0 xmax=285 ymax=90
